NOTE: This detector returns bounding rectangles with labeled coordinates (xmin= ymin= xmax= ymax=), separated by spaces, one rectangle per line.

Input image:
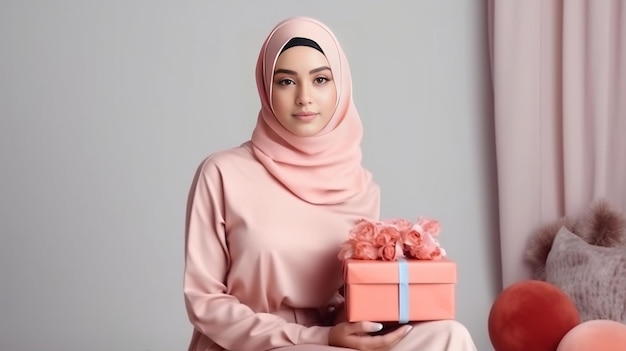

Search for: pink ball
xmin=557 ymin=320 xmax=626 ymax=351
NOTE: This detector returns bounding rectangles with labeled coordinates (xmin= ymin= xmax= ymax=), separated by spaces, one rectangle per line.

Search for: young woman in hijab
xmin=183 ymin=16 xmax=478 ymax=351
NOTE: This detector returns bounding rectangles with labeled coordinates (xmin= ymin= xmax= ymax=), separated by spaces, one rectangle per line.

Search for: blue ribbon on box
xmin=397 ymin=258 xmax=409 ymax=324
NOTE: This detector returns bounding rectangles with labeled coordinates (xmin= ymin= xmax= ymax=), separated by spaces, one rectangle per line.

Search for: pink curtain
xmin=488 ymin=0 xmax=626 ymax=287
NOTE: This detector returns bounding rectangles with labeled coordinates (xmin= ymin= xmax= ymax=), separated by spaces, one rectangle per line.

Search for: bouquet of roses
xmin=338 ymin=217 xmax=446 ymax=261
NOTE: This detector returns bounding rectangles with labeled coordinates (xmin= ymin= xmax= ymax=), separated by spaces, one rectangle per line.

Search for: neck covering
xmin=250 ymin=16 xmax=374 ymax=205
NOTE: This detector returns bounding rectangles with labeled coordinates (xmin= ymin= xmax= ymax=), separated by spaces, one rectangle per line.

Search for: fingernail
xmin=371 ymin=323 xmax=383 ymax=332
xmin=404 ymin=325 xmax=413 ymax=334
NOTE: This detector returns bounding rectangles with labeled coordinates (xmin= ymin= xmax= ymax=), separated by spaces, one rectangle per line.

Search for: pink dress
xmin=184 ymin=142 xmax=379 ymax=351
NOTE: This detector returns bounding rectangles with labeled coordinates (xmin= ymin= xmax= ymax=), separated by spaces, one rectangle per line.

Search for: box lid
xmin=343 ymin=258 xmax=457 ymax=284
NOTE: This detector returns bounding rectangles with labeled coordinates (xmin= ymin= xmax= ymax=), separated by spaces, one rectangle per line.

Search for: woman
xmin=183 ymin=16 xmax=477 ymax=351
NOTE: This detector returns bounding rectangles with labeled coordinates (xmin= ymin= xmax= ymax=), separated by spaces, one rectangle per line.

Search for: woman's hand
xmin=328 ymin=321 xmax=412 ymax=351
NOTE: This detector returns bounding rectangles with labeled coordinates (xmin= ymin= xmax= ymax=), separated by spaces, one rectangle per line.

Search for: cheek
xmin=322 ymin=88 xmax=338 ymax=114
xmin=271 ymin=92 xmax=289 ymax=115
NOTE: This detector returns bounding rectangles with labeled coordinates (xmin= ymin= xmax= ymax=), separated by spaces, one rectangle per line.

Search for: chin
xmin=287 ymin=124 xmax=324 ymax=137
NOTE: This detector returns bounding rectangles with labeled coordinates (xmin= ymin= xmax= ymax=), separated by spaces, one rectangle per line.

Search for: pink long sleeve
xmin=183 ymin=144 xmax=379 ymax=351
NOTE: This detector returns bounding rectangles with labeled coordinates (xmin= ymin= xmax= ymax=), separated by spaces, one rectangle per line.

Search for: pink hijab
xmin=250 ymin=16 xmax=375 ymax=205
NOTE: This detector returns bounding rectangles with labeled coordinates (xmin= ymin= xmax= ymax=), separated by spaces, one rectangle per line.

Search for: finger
xmin=382 ymin=325 xmax=413 ymax=344
xmin=389 ymin=324 xmax=413 ymax=336
xmin=343 ymin=321 xmax=384 ymax=335
xmin=366 ymin=325 xmax=413 ymax=349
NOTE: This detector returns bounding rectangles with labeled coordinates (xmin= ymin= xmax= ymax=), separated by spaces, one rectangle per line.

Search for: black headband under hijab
xmin=280 ymin=37 xmax=324 ymax=55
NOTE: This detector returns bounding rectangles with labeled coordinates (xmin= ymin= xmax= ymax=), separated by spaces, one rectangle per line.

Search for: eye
xmin=314 ymin=77 xmax=331 ymax=84
xmin=276 ymin=78 xmax=295 ymax=86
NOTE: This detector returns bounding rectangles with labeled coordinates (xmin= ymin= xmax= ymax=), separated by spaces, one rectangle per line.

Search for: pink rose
xmin=417 ymin=217 xmax=441 ymax=236
xmin=349 ymin=218 xmax=377 ymax=243
xmin=422 ymin=233 xmax=446 ymax=259
xmin=338 ymin=216 xmax=446 ymax=262
xmin=429 ymin=247 xmax=445 ymax=260
xmin=401 ymin=227 xmax=423 ymax=247
xmin=337 ymin=240 xmax=355 ymax=260
xmin=379 ymin=241 xmax=405 ymax=261
xmin=407 ymin=233 xmax=446 ymax=260
xmin=352 ymin=241 xmax=379 ymax=260
xmin=374 ymin=224 xmax=401 ymax=247
xmin=409 ymin=246 xmax=433 ymax=260
xmin=407 ymin=243 xmax=435 ymax=260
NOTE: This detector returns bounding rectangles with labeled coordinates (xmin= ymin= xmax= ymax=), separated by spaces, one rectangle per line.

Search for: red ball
xmin=488 ymin=280 xmax=580 ymax=351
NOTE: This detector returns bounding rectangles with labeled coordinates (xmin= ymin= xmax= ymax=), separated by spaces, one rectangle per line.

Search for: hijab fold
xmin=250 ymin=16 xmax=374 ymax=205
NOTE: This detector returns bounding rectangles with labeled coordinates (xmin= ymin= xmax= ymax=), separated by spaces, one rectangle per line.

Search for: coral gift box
xmin=343 ymin=258 xmax=456 ymax=323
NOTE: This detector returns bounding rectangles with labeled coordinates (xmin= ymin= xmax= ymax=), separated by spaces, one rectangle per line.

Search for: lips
xmin=293 ymin=111 xmax=318 ymax=121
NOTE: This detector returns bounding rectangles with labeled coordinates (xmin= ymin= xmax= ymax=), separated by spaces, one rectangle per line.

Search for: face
xmin=271 ymin=46 xmax=337 ymax=137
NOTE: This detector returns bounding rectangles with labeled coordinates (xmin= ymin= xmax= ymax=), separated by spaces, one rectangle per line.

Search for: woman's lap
xmin=274 ymin=346 xmax=354 ymax=351
xmin=273 ymin=320 xmax=476 ymax=351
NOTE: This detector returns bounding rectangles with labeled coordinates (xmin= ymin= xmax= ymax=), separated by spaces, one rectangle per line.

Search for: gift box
xmin=343 ymin=258 xmax=456 ymax=323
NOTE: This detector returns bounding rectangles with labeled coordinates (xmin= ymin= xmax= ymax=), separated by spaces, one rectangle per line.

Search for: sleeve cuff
xmin=298 ymin=326 xmax=331 ymax=345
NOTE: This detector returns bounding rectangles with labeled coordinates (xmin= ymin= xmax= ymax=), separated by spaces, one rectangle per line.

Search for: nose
xmin=296 ymin=84 xmax=312 ymax=105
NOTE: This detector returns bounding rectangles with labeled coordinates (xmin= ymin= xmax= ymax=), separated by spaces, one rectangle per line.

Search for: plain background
xmin=0 ymin=1 xmax=500 ymax=350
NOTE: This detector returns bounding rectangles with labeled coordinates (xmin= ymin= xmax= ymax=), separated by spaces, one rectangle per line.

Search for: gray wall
xmin=0 ymin=1 xmax=499 ymax=350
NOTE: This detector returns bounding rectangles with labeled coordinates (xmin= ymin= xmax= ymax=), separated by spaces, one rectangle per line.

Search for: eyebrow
xmin=273 ymin=66 xmax=332 ymax=76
